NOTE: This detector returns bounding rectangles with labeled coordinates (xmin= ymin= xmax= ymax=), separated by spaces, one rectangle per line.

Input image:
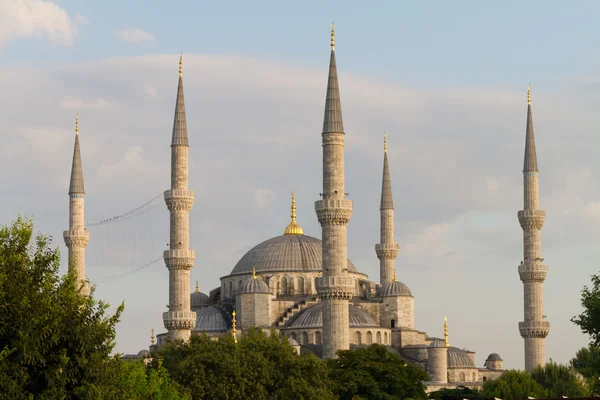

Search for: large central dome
xmin=229 ymin=234 xmax=358 ymax=275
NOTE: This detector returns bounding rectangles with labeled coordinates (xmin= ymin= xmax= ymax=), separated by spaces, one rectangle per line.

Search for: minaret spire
xmin=518 ymin=84 xmax=550 ymax=372
xmin=444 ymin=316 xmax=449 ymax=347
xmin=376 ymin=134 xmax=399 ymax=285
xmin=284 ymin=192 xmax=304 ymax=235
xmin=315 ymin=24 xmax=354 ymax=359
xmin=64 ymin=114 xmax=90 ymax=296
xmin=163 ymin=55 xmax=196 ymax=342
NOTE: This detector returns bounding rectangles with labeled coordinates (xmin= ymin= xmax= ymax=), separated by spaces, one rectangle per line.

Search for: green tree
xmin=114 ymin=359 xmax=190 ymax=400
xmin=571 ymin=345 xmax=600 ymax=395
xmin=572 ymin=274 xmax=600 ymax=346
xmin=428 ymin=385 xmax=486 ymax=400
xmin=157 ymin=328 xmax=335 ymax=399
xmin=0 ymin=217 xmax=124 ymax=399
xmin=481 ymin=370 xmax=548 ymax=400
xmin=326 ymin=344 xmax=428 ymax=400
xmin=531 ymin=360 xmax=588 ymax=397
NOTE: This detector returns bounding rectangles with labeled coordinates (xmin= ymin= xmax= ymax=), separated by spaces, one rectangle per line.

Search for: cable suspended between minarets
xmin=518 ymin=84 xmax=550 ymax=372
xmin=315 ymin=23 xmax=355 ymax=359
xmin=163 ymin=53 xmax=197 ymax=342
xmin=376 ymin=133 xmax=399 ymax=285
xmin=63 ymin=114 xmax=90 ymax=296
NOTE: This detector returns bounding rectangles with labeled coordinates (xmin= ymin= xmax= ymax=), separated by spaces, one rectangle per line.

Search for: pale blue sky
xmin=2 ymin=0 xmax=600 ymax=371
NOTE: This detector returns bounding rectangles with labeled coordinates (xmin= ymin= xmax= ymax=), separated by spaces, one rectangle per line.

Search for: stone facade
xmin=237 ymin=292 xmax=271 ymax=331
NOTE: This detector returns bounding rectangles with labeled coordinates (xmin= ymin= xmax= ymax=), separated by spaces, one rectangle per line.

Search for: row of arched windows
xmin=286 ymin=330 xmax=390 ymax=346
xmin=289 ymin=331 xmax=322 ymax=345
xmin=353 ymin=331 xmax=389 ymax=345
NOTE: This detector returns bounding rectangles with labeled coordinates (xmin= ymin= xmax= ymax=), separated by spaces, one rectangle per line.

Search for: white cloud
xmin=0 ymin=0 xmax=75 ymax=49
xmin=59 ymin=97 xmax=114 ymax=111
xmin=254 ymin=189 xmax=277 ymax=209
xmin=114 ymin=28 xmax=156 ymax=43
xmin=98 ymin=146 xmax=145 ymax=179
xmin=145 ymin=85 xmax=157 ymax=97
xmin=75 ymin=14 xmax=89 ymax=25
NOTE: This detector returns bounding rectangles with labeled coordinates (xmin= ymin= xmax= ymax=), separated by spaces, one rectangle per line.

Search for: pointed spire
xmin=284 ymin=191 xmax=304 ymax=235
xmin=151 ymin=328 xmax=155 ymax=345
xmin=231 ymin=310 xmax=238 ymax=344
xmin=444 ymin=316 xmax=449 ymax=347
xmin=392 ymin=269 xmax=397 ymax=282
xmin=381 ymin=134 xmax=394 ymax=210
xmin=195 ymin=281 xmax=199 ymax=293
xmin=172 ymin=54 xmax=188 ymax=146
xmin=524 ymin=84 xmax=538 ymax=172
xmin=69 ymin=114 xmax=85 ymax=195
xmin=252 ymin=266 xmax=257 ymax=279
xmin=322 ymin=24 xmax=344 ymax=134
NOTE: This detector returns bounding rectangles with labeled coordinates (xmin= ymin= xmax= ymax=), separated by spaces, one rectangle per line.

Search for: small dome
xmin=287 ymin=303 xmax=380 ymax=329
xmin=428 ymin=340 xmax=446 ymax=348
xmin=191 ymin=281 xmax=210 ymax=308
xmin=137 ymin=349 xmax=151 ymax=358
xmin=486 ymin=353 xmax=503 ymax=361
xmin=194 ymin=306 xmax=229 ymax=332
xmin=447 ymin=347 xmax=475 ymax=368
xmin=380 ymin=280 xmax=412 ymax=297
xmin=240 ymin=272 xmax=270 ymax=294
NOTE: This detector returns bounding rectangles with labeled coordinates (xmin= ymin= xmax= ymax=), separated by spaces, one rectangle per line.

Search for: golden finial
xmin=527 ymin=83 xmax=531 ymax=105
xmin=75 ymin=114 xmax=79 ymax=135
xmin=195 ymin=281 xmax=199 ymax=293
xmin=231 ymin=310 xmax=238 ymax=344
xmin=392 ymin=269 xmax=397 ymax=282
xmin=179 ymin=52 xmax=183 ymax=77
xmin=330 ymin=22 xmax=335 ymax=50
xmin=151 ymin=328 xmax=155 ymax=345
xmin=284 ymin=191 xmax=304 ymax=235
xmin=444 ymin=316 xmax=449 ymax=347
xmin=384 ymin=133 xmax=387 ymax=153
xmin=252 ymin=266 xmax=257 ymax=279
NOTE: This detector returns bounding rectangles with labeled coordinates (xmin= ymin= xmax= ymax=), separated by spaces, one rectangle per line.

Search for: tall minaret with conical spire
xmin=315 ymin=23 xmax=354 ymax=359
xmin=63 ymin=115 xmax=90 ymax=296
xmin=376 ymin=134 xmax=399 ymax=285
xmin=163 ymin=54 xmax=196 ymax=341
xmin=518 ymin=85 xmax=550 ymax=372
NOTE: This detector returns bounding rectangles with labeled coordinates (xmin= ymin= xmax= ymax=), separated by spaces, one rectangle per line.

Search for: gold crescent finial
xmin=384 ymin=133 xmax=387 ymax=153
xmin=151 ymin=328 xmax=155 ymax=345
xmin=75 ymin=114 xmax=79 ymax=135
xmin=195 ymin=280 xmax=199 ymax=292
xmin=392 ymin=269 xmax=397 ymax=282
xmin=231 ymin=310 xmax=238 ymax=343
xmin=330 ymin=22 xmax=335 ymax=50
xmin=252 ymin=266 xmax=256 ymax=279
xmin=284 ymin=191 xmax=304 ymax=235
xmin=444 ymin=316 xmax=449 ymax=347
xmin=179 ymin=52 xmax=183 ymax=77
xmin=527 ymin=83 xmax=531 ymax=105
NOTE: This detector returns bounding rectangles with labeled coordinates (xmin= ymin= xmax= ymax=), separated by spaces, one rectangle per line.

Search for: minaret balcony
xmin=316 ymin=275 xmax=355 ymax=300
xmin=518 ymin=262 xmax=547 ymax=282
xmin=315 ymin=199 xmax=353 ymax=225
xmin=375 ymin=243 xmax=399 ymax=259
xmin=63 ymin=229 xmax=90 ymax=247
xmin=518 ymin=320 xmax=550 ymax=338
xmin=163 ymin=310 xmax=196 ymax=331
xmin=164 ymin=189 xmax=194 ymax=212
xmin=163 ymin=249 xmax=196 ymax=270
xmin=518 ymin=210 xmax=546 ymax=230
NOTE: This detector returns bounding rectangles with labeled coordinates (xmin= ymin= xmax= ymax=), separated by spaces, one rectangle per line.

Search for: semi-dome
xmin=380 ymin=279 xmax=412 ymax=297
xmin=287 ymin=303 xmax=379 ymax=329
xmin=240 ymin=268 xmax=270 ymax=294
xmin=447 ymin=347 xmax=476 ymax=368
xmin=428 ymin=340 xmax=446 ymax=348
xmin=194 ymin=306 xmax=229 ymax=332
xmin=230 ymin=234 xmax=357 ymax=275
xmin=486 ymin=353 xmax=503 ymax=361
xmin=191 ymin=281 xmax=210 ymax=308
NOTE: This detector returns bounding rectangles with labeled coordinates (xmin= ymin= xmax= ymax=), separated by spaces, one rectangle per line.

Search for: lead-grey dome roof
xmin=428 ymin=340 xmax=446 ymax=348
xmin=240 ymin=276 xmax=270 ymax=294
xmin=486 ymin=353 xmax=503 ymax=361
xmin=447 ymin=347 xmax=476 ymax=368
xmin=191 ymin=291 xmax=210 ymax=309
xmin=194 ymin=306 xmax=229 ymax=332
xmin=230 ymin=234 xmax=357 ymax=275
xmin=287 ymin=303 xmax=379 ymax=329
xmin=380 ymin=280 xmax=412 ymax=297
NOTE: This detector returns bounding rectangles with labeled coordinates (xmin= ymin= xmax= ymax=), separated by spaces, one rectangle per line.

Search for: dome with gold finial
xmin=190 ymin=280 xmax=210 ymax=310
xmin=380 ymin=269 xmax=412 ymax=297
xmin=239 ymin=266 xmax=270 ymax=294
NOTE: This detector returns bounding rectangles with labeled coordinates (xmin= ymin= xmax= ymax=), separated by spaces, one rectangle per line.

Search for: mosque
xmin=63 ymin=25 xmax=551 ymax=390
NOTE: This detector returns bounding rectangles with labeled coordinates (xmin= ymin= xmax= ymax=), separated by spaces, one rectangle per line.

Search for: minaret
xmin=315 ymin=23 xmax=354 ymax=359
xmin=518 ymin=85 xmax=550 ymax=372
xmin=63 ymin=115 xmax=90 ymax=296
xmin=375 ymin=134 xmax=399 ymax=285
xmin=163 ymin=54 xmax=196 ymax=341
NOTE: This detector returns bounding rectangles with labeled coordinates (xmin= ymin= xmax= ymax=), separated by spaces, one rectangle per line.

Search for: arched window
xmin=298 ymin=277 xmax=305 ymax=295
xmin=354 ymin=331 xmax=361 ymax=345
xmin=384 ymin=332 xmax=388 ymax=344
xmin=459 ymin=372 xmax=466 ymax=382
xmin=229 ymin=282 xmax=232 ymax=298
xmin=282 ymin=277 xmax=288 ymax=295
xmin=302 ymin=331 xmax=309 ymax=345
xmin=276 ymin=281 xmax=280 ymax=295
xmin=291 ymin=332 xmax=297 ymax=341
xmin=472 ymin=372 xmax=476 ymax=382
xmin=376 ymin=331 xmax=382 ymax=344
xmin=391 ymin=319 xmax=395 ymax=328
xmin=315 ymin=331 xmax=322 ymax=345
xmin=366 ymin=331 xmax=372 ymax=344
xmin=482 ymin=377 xmax=487 ymax=382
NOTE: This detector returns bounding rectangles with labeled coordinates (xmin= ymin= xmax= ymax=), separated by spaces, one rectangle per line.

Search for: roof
xmin=380 ymin=280 xmax=412 ymax=297
xmin=322 ymin=49 xmax=344 ymax=134
xmin=69 ymin=132 xmax=85 ymax=195
xmin=287 ymin=303 xmax=380 ymax=329
xmin=447 ymin=347 xmax=476 ymax=368
xmin=229 ymin=234 xmax=358 ymax=275
xmin=523 ymin=102 xmax=538 ymax=172
xmin=381 ymin=151 xmax=394 ymax=210
xmin=190 ymin=291 xmax=210 ymax=309
xmin=239 ymin=276 xmax=270 ymax=294
xmin=171 ymin=73 xmax=188 ymax=146
xmin=486 ymin=353 xmax=503 ymax=361
xmin=428 ymin=340 xmax=446 ymax=349
xmin=193 ymin=306 xmax=229 ymax=332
